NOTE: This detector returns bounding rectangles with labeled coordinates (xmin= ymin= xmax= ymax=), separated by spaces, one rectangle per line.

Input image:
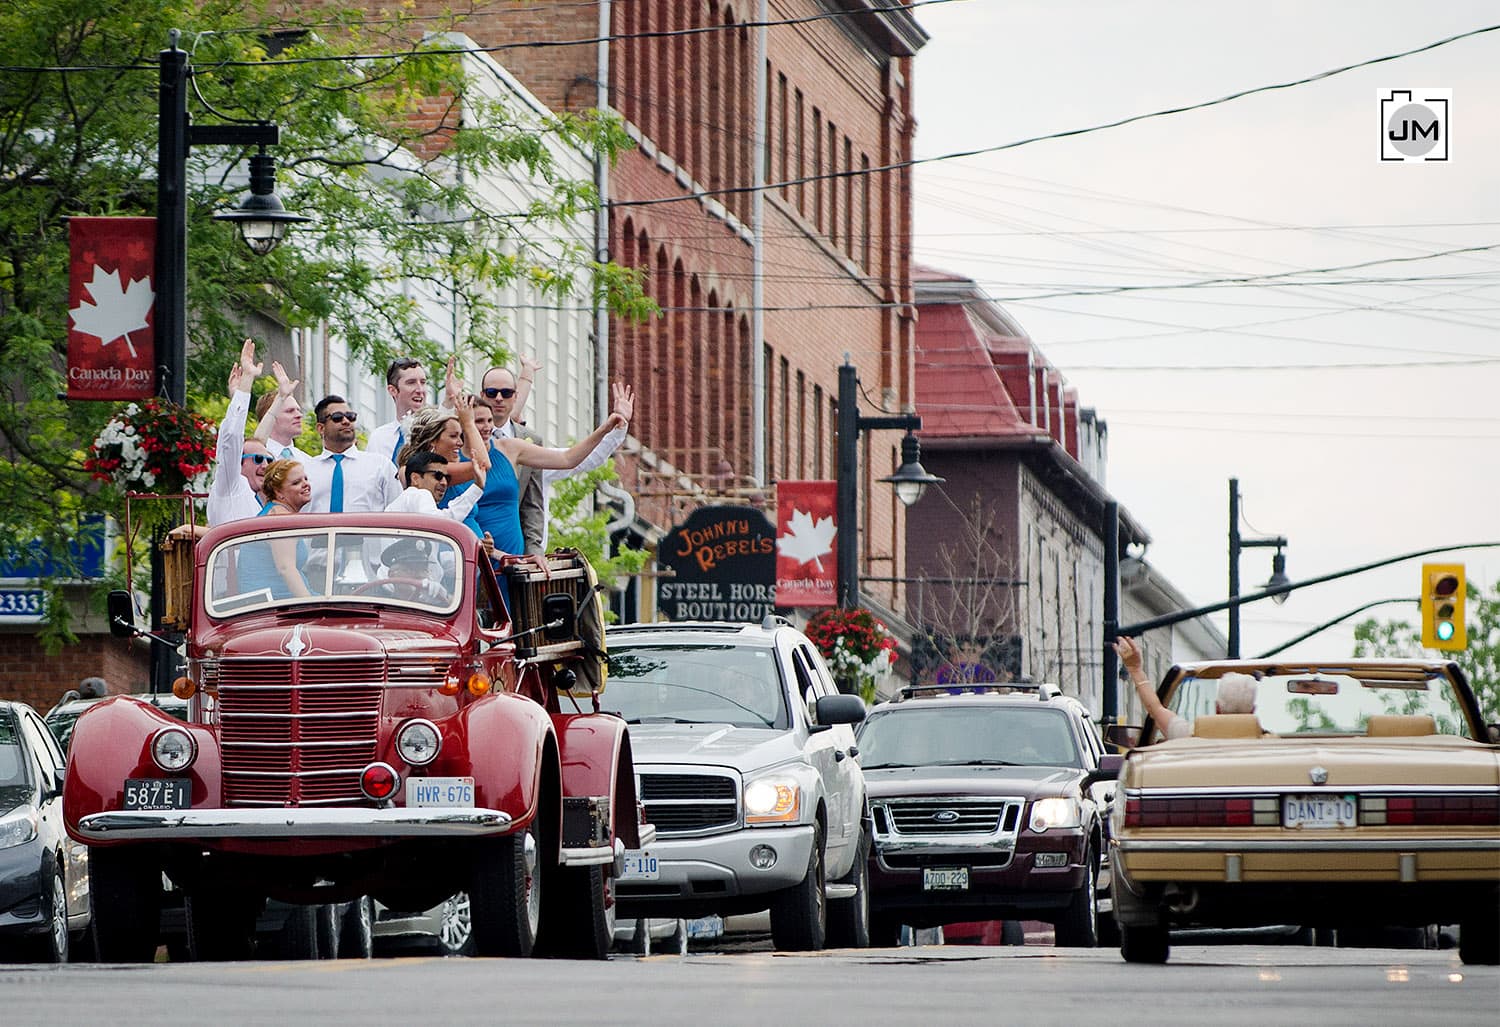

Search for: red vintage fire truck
xmin=63 ymin=512 xmax=651 ymax=961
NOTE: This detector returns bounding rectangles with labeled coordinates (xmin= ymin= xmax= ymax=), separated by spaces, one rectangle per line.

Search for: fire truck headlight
xmin=396 ymin=719 xmax=442 ymax=767
xmin=151 ymin=726 xmax=197 ymax=772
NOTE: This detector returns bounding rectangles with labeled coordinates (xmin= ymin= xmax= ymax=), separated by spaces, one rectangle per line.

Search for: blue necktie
xmin=392 ymin=426 xmax=404 ymax=463
xmin=329 ymin=453 xmax=345 ymax=513
xmin=280 ymin=446 xmax=293 ymax=459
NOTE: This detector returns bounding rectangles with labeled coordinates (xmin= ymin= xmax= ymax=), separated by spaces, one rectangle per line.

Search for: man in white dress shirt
xmin=256 ymin=360 xmax=314 ymax=464
xmin=303 ymin=395 xmax=402 ymax=513
xmin=208 ymin=340 xmax=277 ymax=526
xmin=366 ymin=357 xmax=429 ymax=466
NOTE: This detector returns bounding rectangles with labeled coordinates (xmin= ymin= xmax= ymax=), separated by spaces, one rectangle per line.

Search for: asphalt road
xmin=3 ymin=944 xmax=1493 ymax=1026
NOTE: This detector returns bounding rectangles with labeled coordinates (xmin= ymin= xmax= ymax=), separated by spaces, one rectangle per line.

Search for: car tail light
xmin=1124 ymin=795 xmax=1278 ymax=828
xmin=1362 ymin=795 xmax=1500 ymax=826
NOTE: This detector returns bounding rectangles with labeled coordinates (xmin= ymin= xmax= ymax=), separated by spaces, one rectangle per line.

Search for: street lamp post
xmin=149 ymin=30 xmax=306 ymax=690
xmin=1227 ymin=477 xmax=1289 ymax=658
xmin=835 ymin=360 xmax=942 ymax=609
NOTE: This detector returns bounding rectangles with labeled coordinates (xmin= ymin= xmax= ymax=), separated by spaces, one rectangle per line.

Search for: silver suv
xmin=605 ymin=619 xmax=870 ymax=950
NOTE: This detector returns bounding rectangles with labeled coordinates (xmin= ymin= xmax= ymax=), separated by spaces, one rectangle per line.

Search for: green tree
xmin=547 ymin=463 xmax=646 ymax=618
xmin=0 ymin=0 xmax=652 ymax=639
xmin=1352 ymin=580 xmax=1499 ymax=723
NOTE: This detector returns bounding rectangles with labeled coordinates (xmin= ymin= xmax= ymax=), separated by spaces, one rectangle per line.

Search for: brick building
xmin=906 ymin=267 xmax=1223 ymax=715
xmin=394 ymin=0 xmax=930 ymax=618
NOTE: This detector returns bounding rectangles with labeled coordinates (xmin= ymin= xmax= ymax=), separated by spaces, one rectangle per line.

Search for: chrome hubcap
xmin=441 ymin=892 xmax=473 ymax=952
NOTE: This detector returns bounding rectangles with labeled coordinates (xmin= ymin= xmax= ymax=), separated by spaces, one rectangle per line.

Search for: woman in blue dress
xmin=237 ymin=459 xmax=314 ymax=599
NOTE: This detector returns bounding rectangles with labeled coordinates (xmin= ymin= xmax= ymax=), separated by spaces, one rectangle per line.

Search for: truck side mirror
xmin=1083 ymin=753 xmax=1124 ymax=790
xmin=106 ymin=590 xmax=139 ymax=640
xmin=814 ymin=694 xmax=867 ymax=727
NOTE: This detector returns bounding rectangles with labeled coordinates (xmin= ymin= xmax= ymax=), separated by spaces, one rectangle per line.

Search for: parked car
xmin=605 ymin=618 xmax=870 ymax=951
xmin=1108 ymin=658 xmax=1500 ymax=966
xmin=374 ymin=893 xmax=474 ymax=956
xmin=857 ymin=682 xmax=1119 ymax=948
xmin=45 ymin=693 xmax=187 ymax=754
xmin=0 ymin=701 xmax=90 ymax=961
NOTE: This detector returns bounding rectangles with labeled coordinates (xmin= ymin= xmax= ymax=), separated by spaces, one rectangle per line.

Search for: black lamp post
xmin=149 ymin=30 xmax=306 ymax=690
xmin=835 ymin=360 xmax=942 ymax=609
xmin=1227 ymin=477 xmax=1289 ymax=658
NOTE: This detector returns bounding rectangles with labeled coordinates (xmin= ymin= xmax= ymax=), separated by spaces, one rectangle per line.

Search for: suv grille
xmin=639 ymin=770 xmax=739 ymax=835
xmin=216 ymin=657 xmax=383 ymax=807
xmin=871 ymin=796 xmax=1026 ymax=869
xmin=883 ymin=800 xmax=1021 ymax=836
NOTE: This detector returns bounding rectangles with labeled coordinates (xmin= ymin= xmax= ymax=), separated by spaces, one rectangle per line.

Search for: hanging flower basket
xmin=85 ymin=398 xmax=215 ymax=528
xmin=804 ymin=607 xmax=897 ymax=704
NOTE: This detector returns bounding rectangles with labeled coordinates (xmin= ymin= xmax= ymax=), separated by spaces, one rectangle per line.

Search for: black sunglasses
xmin=422 ymin=470 xmax=450 ymax=483
xmin=481 ymin=387 xmax=517 ymax=400
xmin=241 ymin=453 xmax=272 ymax=466
xmin=319 ymin=410 xmax=358 ymax=424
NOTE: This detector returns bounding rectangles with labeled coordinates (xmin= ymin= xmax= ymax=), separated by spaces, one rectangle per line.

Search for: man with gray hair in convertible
xmin=1113 ymin=636 xmax=1258 ymax=739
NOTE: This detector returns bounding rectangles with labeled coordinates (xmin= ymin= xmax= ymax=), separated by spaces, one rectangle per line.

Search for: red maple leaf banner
xmin=67 ymin=217 xmax=156 ymax=401
xmin=775 ymin=480 xmax=838 ymax=609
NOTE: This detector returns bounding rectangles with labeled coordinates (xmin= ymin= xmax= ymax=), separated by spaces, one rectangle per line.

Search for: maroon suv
xmin=857 ymin=684 xmax=1120 ymax=947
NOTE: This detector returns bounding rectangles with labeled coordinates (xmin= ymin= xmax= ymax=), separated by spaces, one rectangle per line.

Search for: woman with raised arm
xmin=237 ymin=459 xmax=314 ymax=600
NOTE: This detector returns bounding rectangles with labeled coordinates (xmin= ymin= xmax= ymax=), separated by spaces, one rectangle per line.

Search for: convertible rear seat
xmin=1365 ymin=714 xmax=1436 ymax=737
xmin=1191 ymin=714 xmax=1265 ymax=738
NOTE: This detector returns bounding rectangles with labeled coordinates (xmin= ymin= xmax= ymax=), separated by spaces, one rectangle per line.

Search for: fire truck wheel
xmin=338 ymin=898 xmax=375 ymax=959
xmin=470 ymin=819 xmax=543 ymax=957
xmin=535 ymin=864 xmax=610 ymax=960
xmin=186 ymin=890 xmax=259 ymax=961
xmin=89 ymin=846 xmax=162 ymax=963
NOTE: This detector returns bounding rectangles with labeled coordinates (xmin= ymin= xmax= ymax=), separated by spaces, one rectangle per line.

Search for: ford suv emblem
xmin=933 ymin=810 xmax=961 ymax=823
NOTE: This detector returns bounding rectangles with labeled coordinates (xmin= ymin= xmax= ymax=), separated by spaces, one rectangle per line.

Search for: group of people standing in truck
xmin=208 ymin=339 xmax=634 ymax=599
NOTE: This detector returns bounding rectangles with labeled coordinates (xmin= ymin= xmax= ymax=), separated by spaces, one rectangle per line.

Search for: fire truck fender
xmin=63 ymin=696 xmax=224 ymax=844
xmin=455 ymin=693 xmax=558 ymax=837
xmin=552 ymin=713 xmax=644 ymax=849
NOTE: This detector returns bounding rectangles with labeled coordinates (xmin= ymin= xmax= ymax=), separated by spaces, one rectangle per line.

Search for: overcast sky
xmin=910 ymin=1 xmax=1498 ymax=662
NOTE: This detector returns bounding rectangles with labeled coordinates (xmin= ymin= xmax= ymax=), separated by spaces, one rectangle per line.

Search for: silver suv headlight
xmin=744 ymin=775 xmax=800 ymax=824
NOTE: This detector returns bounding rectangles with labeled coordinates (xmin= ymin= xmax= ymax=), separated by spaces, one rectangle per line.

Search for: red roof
xmin=915 ymin=287 xmax=1049 ymax=441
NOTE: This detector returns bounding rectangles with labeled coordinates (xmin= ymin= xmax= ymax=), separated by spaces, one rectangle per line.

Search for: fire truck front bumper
xmin=76 ymin=806 xmax=514 ymax=841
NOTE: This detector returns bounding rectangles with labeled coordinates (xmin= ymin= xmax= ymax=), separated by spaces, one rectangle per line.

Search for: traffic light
xmin=1420 ymin=563 xmax=1466 ymax=651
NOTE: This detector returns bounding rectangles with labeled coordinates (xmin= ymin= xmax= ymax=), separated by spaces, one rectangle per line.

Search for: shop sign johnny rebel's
xmin=657 ymin=505 xmax=776 ymax=622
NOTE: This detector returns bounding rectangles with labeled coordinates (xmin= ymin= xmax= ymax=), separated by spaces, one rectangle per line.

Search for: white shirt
xmin=538 ymin=426 xmax=628 ymax=549
xmin=304 ymin=447 xmax=403 ymax=513
xmin=207 ymin=390 xmax=263 ymax=526
xmin=385 ymin=484 xmax=482 ymax=522
xmin=266 ymin=437 xmax=315 ymax=465
xmin=366 ymin=417 xmax=408 ymax=466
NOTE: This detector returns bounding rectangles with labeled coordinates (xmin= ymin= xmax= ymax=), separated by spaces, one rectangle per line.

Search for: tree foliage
xmin=0 ymin=0 xmax=651 ymax=635
xmin=547 ymin=463 xmax=646 ymax=619
xmin=1352 ymin=580 xmax=1498 ymax=722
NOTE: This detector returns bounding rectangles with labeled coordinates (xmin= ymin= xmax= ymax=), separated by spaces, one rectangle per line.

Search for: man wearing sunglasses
xmin=304 ymin=395 xmax=403 ymax=514
xmin=367 ymin=357 xmax=430 ymax=466
xmin=385 ymin=449 xmax=484 ymax=528
xmin=208 ymin=340 xmax=282 ymax=526
xmin=479 ymin=365 xmax=545 ymax=556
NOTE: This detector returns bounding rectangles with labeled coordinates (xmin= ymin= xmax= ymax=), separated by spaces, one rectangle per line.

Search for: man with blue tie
xmin=255 ymin=360 xmax=315 ymax=465
xmin=366 ymin=357 xmax=429 ymax=466
xmin=304 ymin=395 xmax=403 ymax=514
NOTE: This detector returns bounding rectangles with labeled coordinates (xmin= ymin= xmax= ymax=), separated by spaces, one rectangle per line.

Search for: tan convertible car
xmin=1108 ymin=659 xmax=1499 ymax=965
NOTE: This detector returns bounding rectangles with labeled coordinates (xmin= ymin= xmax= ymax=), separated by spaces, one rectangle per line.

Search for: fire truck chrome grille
xmin=217 ymin=658 xmax=385 ymax=807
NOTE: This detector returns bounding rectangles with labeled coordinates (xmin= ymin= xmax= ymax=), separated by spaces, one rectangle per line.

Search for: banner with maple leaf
xmin=67 ymin=217 xmax=156 ymax=401
xmin=775 ymin=480 xmax=838 ymax=608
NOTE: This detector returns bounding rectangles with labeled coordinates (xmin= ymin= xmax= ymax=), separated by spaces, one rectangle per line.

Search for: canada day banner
xmin=67 ymin=217 xmax=156 ymax=401
xmin=775 ymin=480 xmax=838 ymax=608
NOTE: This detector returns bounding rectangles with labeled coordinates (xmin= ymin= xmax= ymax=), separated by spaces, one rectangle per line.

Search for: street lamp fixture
xmin=880 ymin=430 xmax=942 ymax=508
xmin=837 ymin=360 xmax=944 ymax=609
xmin=1228 ymin=477 xmax=1289 ymax=657
xmin=213 ymin=148 xmax=311 ymax=256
